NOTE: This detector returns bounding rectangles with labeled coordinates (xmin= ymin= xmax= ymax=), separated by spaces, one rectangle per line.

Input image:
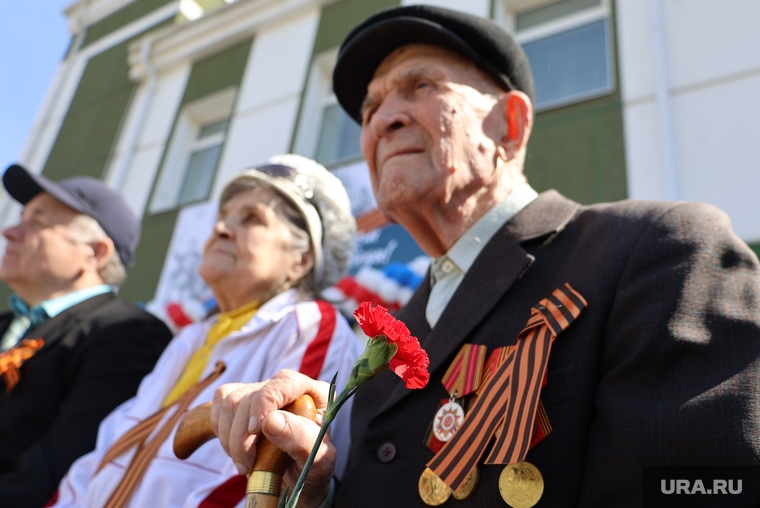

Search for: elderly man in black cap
xmin=0 ymin=164 xmax=172 ymax=507
xmin=211 ymin=6 xmax=760 ymax=508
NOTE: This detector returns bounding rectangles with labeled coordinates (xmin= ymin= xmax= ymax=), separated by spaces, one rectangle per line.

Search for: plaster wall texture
xmin=616 ymin=0 xmax=760 ymax=241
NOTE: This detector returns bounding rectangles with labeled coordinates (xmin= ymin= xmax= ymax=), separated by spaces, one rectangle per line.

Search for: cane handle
xmin=174 ymin=402 xmax=214 ymax=459
xmin=173 ymin=394 xmax=318 ymax=464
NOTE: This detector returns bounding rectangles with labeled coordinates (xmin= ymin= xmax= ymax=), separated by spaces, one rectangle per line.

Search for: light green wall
xmin=119 ymin=39 xmax=253 ymax=304
xmin=41 ymin=18 xmax=174 ymax=183
xmin=311 ymin=0 xmax=400 ymax=55
xmin=82 ymin=0 xmax=175 ymax=47
xmin=523 ymin=0 xmax=627 ymax=204
xmin=178 ymin=39 xmax=253 ymax=106
xmin=118 ymin=209 xmax=180 ymax=304
xmin=524 ymin=92 xmax=627 ymax=203
xmin=41 ymin=39 xmax=135 ymax=181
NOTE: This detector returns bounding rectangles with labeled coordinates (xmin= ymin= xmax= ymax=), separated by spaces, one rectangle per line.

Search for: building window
xmin=293 ymin=50 xmax=363 ymax=169
xmin=315 ymin=102 xmax=362 ymax=167
xmin=495 ymin=0 xmax=614 ymax=110
xmin=177 ymin=119 xmax=227 ymax=206
xmin=149 ymin=88 xmax=236 ymax=214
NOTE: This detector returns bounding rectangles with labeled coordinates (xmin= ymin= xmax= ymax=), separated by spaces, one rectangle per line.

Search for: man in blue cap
xmin=0 ymin=164 xmax=172 ymax=507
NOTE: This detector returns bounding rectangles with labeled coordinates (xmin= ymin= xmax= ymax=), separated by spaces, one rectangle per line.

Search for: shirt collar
xmin=10 ymin=285 xmax=114 ymax=320
xmin=442 ymin=182 xmax=539 ymax=274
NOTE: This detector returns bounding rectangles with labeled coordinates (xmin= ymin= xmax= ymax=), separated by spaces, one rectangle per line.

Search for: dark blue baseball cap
xmin=3 ymin=164 xmax=140 ymax=269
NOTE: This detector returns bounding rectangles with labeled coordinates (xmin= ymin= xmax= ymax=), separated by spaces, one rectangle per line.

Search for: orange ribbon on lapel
xmin=427 ymin=283 xmax=587 ymax=490
xmin=478 ymin=347 xmax=553 ymax=449
xmin=0 ymin=338 xmax=44 ymax=393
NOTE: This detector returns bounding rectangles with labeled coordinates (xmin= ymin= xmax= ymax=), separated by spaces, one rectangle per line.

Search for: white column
xmin=212 ymin=6 xmax=320 ymax=198
xmin=646 ymin=0 xmax=679 ymax=201
xmin=117 ymin=64 xmax=192 ymax=217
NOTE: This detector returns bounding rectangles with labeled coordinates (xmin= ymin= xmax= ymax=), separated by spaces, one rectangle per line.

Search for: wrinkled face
xmin=198 ymin=187 xmax=308 ymax=307
xmin=359 ymin=44 xmax=505 ymax=220
xmin=0 ymin=193 xmax=94 ymax=297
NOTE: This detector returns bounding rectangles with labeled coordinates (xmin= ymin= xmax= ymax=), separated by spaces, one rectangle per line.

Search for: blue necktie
xmin=0 ymin=296 xmax=48 ymax=352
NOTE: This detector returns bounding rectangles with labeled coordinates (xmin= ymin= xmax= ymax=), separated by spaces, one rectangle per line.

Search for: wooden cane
xmin=174 ymin=394 xmax=317 ymax=508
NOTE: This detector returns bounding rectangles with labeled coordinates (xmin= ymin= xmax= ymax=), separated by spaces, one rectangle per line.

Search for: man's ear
xmin=90 ymin=237 xmax=116 ymax=272
xmin=498 ymin=90 xmax=533 ymax=159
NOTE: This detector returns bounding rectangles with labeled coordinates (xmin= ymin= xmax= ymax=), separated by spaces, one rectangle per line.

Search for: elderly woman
xmin=50 ymin=154 xmax=361 ymax=508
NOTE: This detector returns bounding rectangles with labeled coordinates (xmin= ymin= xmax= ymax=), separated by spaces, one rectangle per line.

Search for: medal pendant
xmin=419 ymin=467 xmax=452 ymax=506
xmin=451 ymin=466 xmax=479 ymax=500
xmin=433 ymin=400 xmax=464 ymax=442
xmin=498 ymin=461 xmax=544 ymax=508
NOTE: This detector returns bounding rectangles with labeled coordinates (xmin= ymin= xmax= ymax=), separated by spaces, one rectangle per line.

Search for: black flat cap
xmin=3 ymin=164 xmax=141 ymax=269
xmin=333 ymin=5 xmax=535 ymax=123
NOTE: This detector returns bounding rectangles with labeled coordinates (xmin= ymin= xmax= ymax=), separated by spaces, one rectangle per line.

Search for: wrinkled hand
xmin=211 ymin=369 xmax=336 ymax=508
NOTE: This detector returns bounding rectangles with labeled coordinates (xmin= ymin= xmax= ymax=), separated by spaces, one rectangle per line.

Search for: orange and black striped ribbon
xmin=99 ymin=361 xmax=226 ymax=508
xmin=476 ymin=345 xmax=512 ymax=398
xmin=428 ymin=283 xmax=586 ymax=490
xmin=530 ymin=400 xmax=552 ymax=448
xmin=0 ymin=338 xmax=44 ymax=393
xmin=441 ymin=343 xmax=487 ymax=397
xmin=480 ymin=347 xmax=552 ymax=449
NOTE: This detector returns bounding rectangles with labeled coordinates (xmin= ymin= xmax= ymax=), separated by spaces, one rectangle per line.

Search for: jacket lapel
xmin=395 ymin=271 xmax=431 ymax=341
xmin=29 ymin=293 xmax=116 ymax=351
xmin=374 ymin=190 xmax=580 ymax=417
xmin=0 ymin=312 xmax=14 ymax=337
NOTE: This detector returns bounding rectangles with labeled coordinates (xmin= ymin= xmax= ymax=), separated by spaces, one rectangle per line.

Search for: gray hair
xmin=67 ymin=214 xmax=127 ymax=286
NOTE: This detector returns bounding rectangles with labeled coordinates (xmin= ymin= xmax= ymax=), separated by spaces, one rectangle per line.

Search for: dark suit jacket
xmin=336 ymin=191 xmax=760 ymax=507
xmin=0 ymin=292 xmax=172 ymax=508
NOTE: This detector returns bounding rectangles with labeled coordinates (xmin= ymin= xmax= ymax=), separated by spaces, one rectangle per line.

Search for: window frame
xmin=148 ymin=87 xmax=236 ymax=214
xmin=494 ymin=0 xmax=616 ymax=111
xmin=292 ymin=49 xmax=364 ymax=170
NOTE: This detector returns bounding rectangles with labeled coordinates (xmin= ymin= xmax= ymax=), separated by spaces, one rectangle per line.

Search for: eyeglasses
xmin=256 ymin=164 xmax=315 ymax=200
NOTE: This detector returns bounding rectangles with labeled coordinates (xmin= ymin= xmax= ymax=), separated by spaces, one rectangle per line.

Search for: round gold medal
xmin=498 ymin=461 xmax=544 ymax=508
xmin=418 ymin=468 xmax=452 ymax=506
xmin=451 ymin=466 xmax=480 ymax=500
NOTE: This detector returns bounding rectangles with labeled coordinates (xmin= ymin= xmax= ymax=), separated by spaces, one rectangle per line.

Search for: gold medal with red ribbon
xmin=424 ymin=283 xmax=587 ymax=506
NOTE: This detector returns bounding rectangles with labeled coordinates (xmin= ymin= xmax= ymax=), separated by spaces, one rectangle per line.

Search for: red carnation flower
xmin=278 ymin=302 xmax=430 ymax=508
xmin=354 ymin=301 xmax=430 ymax=389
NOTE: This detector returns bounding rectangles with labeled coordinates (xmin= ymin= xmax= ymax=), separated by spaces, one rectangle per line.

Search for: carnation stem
xmin=284 ymin=416 xmax=331 ymax=508
xmin=284 ymin=381 xmax=358 ymax=508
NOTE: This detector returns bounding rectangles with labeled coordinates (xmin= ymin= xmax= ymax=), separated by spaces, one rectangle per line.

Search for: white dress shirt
xmin=426 ymin=183 xmax=538 ymax=327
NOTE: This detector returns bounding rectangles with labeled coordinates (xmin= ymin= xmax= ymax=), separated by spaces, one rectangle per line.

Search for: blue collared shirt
xmin=35 ymin=284 xmax=113 ymax=319
xmin=1 ymin=285 xmax=113 ymax=351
